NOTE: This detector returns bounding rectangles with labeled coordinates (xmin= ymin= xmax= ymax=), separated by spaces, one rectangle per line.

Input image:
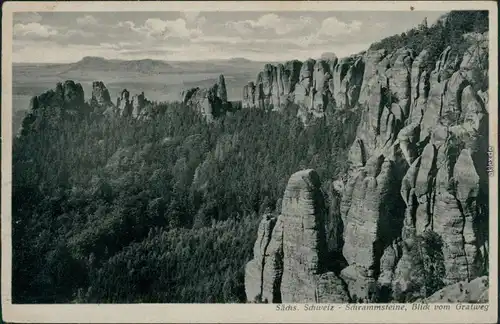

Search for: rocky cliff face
xmin=242 ymin=53 xmax=367 ymax=124
xmin=245 ymin=169 xmax=351 ymax=303
xmin=182 ymin=74 xmax=229 ymax=122
xmin=245 ymin=31 xmax=489 ymax=303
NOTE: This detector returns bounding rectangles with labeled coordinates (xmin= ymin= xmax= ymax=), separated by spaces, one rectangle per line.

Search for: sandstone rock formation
xmin=182 ymin=75 xmax=229 ymax=122
xmin=422 ymin=276 xmax=489 ymax=303
xmin=23 ymin=80 xmax=157 ymax=127
xmin=340 ymin=32 xmax=489 ymax=301
xmin=116 ymin=89 xmax=132 ymax=117
xmin=242 ymin=53 xmax=366 ymax=124
xmin=21 ymin=80 xmax=89 ymax=134
xmin=245 ymin=169 xmax=350 ymax=303
xmin=131 ymin=92 xmax=153 ymax=119
xmin=245 ymin=31 xmax=489 ymax=303
xmin=91 ymin=81 xmax=114 ymax=114
xmin=242 ymin=82 xmax=257 ymax=109
xmin=244 ymin=213 xmax=278 ymax=303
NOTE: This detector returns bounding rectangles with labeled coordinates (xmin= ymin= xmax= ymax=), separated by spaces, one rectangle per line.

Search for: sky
xmin=12 ymin=11 xmax=448 ymax=63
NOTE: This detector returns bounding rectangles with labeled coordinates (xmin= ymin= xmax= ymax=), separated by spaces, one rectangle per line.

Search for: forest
xmin=11 ymin=10 xmax=489 ymax=304
xmin=13 ymin=98 xmax=359 ymax=303
xmin=369 ymin=10 xmax=489 ymax=73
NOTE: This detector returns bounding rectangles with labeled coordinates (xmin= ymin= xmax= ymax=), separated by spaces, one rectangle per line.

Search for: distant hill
xmin=69 ymin=56 xmax=175 ymax=74
xmin=13 ymin=56 xmax=269 ymax=74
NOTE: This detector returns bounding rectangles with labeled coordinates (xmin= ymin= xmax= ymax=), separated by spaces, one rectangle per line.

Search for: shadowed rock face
xmin=241 ymin=53 xmax=366 ymax=124
xmin=21 ymin=80 xmax=159 ymax=134
xmin=116 ymin=89 xmax=132 ymax=117
xmin=245 ymin=31 xmax=489 ymax=303
xmin=91 ymin=81 xmax=114 ymax=114
xmin=131 ymin=92 xmax=151 ymax=119
xmin=242 ymin=82 xmax=257 ymax=109
xmin=21 ymin=80 xmax=88 ymax=134
xmin=182 ymin=74 xmax=229 ymax=122
xmin=244 ymin=213 xmax=278 ymax=303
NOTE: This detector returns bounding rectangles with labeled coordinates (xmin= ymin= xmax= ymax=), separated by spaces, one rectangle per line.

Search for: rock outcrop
xmin=116 ymin=89 xmax=132 ymax=117
xmin=422 ymin=276 xmax=489 ymax=303
xmin=340 ymin=31 xmax=489 ymax=302
xmin=131 ymin=92 xmax=153 ymax=119
xmin=245 ymin=170 xmax=350 ymax=303
xmin=20 ymin=80 xmax=89 ymax=134
xmin=22 ymin=80 xmax=158 ymax=129
xmin=91 ymin=81 xmax=114 ymax=114
xmin=182 ymin=74 xmax=229 ymax=122
xmin=245 ymin=30 xmax=489 ymax=303
xmin=242 ymin=53 xmax=365 ymax=124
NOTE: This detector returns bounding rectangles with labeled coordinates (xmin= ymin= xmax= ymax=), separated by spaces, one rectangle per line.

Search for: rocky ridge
xmin=242 ymin=53 xmax=368 ymax=124
xmin=23 ymin=80 xmax=161 ymax=128
xmin=245 ymin=31 xmax=489 ymax=303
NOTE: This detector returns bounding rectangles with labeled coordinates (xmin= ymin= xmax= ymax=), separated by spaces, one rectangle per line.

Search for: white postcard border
xmin=1 ymin=1 xmax=498 ymax=323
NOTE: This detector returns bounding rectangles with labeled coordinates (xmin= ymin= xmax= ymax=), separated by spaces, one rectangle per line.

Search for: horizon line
xmin=11 ymin=52 xmax=366 ymax=65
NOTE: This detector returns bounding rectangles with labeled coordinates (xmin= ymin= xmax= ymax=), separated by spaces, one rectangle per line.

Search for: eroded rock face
xmin=116 ymin=89 xmax=132 ymax=117
xmin=337 ymin=57 xmax=365 ymax=110
xmin=182 ymin=75 xmax=228 ymax=121
xmin=341 ymin=152 xmax=407 ymax=300
xmin=280 ymin=169 xmax=328 ymax=302
xmin=91 ymin=81 xmax=114 ymax=114
xmin=460 ymin=32 xmax=488 ymax=89
xmin=131 ymin=92 xmax=150 ymax=118
xmin=21 ymin=80 xmax=88 ymax=134
xmin=282 ymin=60 xmax=303 ymax=99
xmin=294 ymin=59 xmax=316 ymax=106
xmin=217 ymin=74 xmax=228 ymax=104
xmin=245 ymin=170 xmax=350 ymax=303
xmin=244 ymin=213 xmax=278 ymax=302
xmin=241 ymin=52 xmax=375 ymax=123
xmin=245 ymin=31 xmax=489 ymax=304
xmin=423 ymin=276 xmax=489 ymax=303
xmin=242 ymin=82 xmax=257 ymax=109
xmin=60 ymin=80 xmax=85 ymax=108
xmin=311 ymin=59 xmax=333 ymax=114
xmin=257 ymin=64 xmax=280 ymax=110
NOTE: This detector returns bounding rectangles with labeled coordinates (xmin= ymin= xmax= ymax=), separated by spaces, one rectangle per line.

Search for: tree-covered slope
xmin=13 ymin=96 xmax=359 ymax=302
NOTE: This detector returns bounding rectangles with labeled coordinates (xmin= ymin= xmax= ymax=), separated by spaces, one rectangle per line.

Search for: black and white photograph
xmin=1 ymin=1 xmax=497 ymax=323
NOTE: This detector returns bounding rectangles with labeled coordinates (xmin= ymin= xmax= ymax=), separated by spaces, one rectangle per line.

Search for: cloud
xmin=374 ymin=22 xmax=388 ymax=29
xmin=191 ymin=35 xmax=246 ymax=45
xmin=318 ymin=17 xmax=363 ymax=37
xmin=146 ymin=18 xmax=203 ymax=38
xmin=63 ymin=30 xmax=96 ymax=38
xmin=226 ymin=13 xmax=314 ymax=36
xmin=113 ymin=18 xmax=202 ymax=40
xmin=76 ymin=15 xmax=99 ymax=26
xmin=13 ymin=11 xmax=442 ymax=63
xmin=13 ymin=22 xmax=58 ymax=39
xmin=183 ymin=11 xmax=200 ymax=24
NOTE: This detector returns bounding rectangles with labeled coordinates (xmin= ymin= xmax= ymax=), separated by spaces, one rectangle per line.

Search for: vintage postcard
xmin=1 ymin=1 xmax=498 ymax=323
